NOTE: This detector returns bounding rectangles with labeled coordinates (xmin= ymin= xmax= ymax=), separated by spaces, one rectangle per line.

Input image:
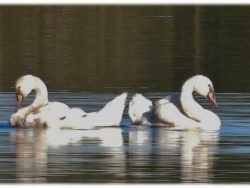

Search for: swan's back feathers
xmin=154 ymin=101 xmax=200 ymax=129
xmin=24 ymin=102 xmax=71 ymax=127
xmin=128 ymin=93 xmax=157 ymax=125
xmin=154 ymin=93 xmax=184 ymax=114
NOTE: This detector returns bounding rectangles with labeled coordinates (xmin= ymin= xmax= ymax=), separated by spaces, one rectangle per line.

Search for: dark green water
xmin=0 ymin=5 xmax=249 ymax=92
xmin=0 ymin=5 xmax=249 ymax=183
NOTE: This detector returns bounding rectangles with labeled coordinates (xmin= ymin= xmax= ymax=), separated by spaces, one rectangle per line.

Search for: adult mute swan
xmin=47 ymin=93 xmax=128 ymax=130
xmin=128 ymin=75 xmax=221 ymax=130
xmin=10 ymin=75 xmax=127 ymax=129
xmin=10 ymin=75 xmax=71 ymax=127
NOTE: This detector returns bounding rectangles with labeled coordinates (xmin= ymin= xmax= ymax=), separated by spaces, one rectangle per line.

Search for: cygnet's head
xmin=189 ymin=75 xmax=218 ymax=108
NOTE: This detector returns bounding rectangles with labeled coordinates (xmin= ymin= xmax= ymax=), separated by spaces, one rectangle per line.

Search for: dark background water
xmin=0 ymin=5 xmax=249 ymax=93
xmin=0 ymin=5 xmax=250 ymax=183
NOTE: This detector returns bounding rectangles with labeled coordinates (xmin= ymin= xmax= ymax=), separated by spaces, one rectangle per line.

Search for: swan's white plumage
xmin=128 ymin=75 xmax=221 ymax=130
xmin=10 ymin=75 xmax=127 ymax=129
xmin=10 ymin=75 xmax=70 ymax=127
xmin=48 ymin=93 xmax=128 ymax=129
xmin=128 ymin=93 xmax=154 ymax=125
xmin=24 ymin=102 xmax=71 ymax=127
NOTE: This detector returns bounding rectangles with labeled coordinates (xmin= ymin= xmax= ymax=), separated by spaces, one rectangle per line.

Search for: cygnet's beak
xmin=207 ymin=91 xmax=218 ymax=108
xmin=15 ymin=93 xmax=24 ymax=112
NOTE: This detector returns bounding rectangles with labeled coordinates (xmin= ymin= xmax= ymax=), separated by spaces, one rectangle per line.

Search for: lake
xmin=0 ymin=5 xmax=250 ymax=183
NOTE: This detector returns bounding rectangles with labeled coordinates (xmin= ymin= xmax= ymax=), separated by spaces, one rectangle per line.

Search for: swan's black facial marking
xmin=208 ymin=84 xmax=214 ymax=93
xmin=208 ymin=84 xmax=215 ymax=95
xmin=59 ymin=116 xmax=66 ymax=120
xmin=15 ymin=86 xmax=24 ymax=112
xmin=207 ymin=84 xmax=218 ymax=108
xmin=15 ymin=86 xmax=22 ymax=95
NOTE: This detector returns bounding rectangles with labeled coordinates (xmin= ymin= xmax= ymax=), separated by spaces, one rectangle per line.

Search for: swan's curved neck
xmin=19 ymin=77 xmax=49 ymax=116
xmin=31 ymin=77 xmax=49 ymax=108
xmin=180 ymin=78 xmax=220 ymax=128
xmin=15 ymin=77 xmax=49 ymax=119
xmin=180 ymin=79 xmax=204 ymax=122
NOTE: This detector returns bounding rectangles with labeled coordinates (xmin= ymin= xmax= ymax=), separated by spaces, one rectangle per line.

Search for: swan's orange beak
xmin=15 ymin=93 xmax=24 ymax=112
xmin=207 ymin=91 xmax=218 ymax=108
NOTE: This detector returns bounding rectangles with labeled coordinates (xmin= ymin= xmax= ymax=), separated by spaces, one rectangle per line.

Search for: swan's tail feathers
xmin=128 ymin=93 xmax=154 ymax=125
xmin=98 ymin=92 xmax=128 ymax=125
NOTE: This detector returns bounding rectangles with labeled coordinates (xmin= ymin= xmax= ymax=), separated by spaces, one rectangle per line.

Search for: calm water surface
xmin=0 ymin=5 xmax=249 ymax=183
xmin=0 ymin=92 xmax=250 ymax=183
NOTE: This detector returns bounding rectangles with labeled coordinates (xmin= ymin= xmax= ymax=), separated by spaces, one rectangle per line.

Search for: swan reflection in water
xmin=129 ymin=126 xmax=219 ymax=183
xmin=10 ymin=125 xmax=219 ymax=183
xmin=11 ymin=129 xmax=48 ymax=183
xmin=180 ymin=130 xmax=219 ymax=183
xmin=10 ymin=126 xmax=126 ymax=183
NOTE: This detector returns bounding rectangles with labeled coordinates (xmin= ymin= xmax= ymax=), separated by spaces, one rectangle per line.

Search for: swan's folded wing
xmin=25 ymin=102 xmax=71 ymax=127
xmin=155 ymin=101 xmax=200 ymax=129
xmin=96 ymin=92 xmax=128 ymax=126
xmin=49 ymin=93 xmax=128 ymax=130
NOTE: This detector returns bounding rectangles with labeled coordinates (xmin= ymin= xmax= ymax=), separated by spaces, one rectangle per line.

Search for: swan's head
xmin=14 ymin=75 xmax=39 ymax=111
xmin=192 ymin=75 xmax=218 ymax=108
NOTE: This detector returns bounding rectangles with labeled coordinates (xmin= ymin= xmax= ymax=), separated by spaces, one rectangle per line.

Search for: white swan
xmin=10 ymin=75 xmax=71 ymax=127
xmin=10 ymin=75 xmax=127 ymax=129
xmin=47 ymin=93 xmax=128 ymax=130
xmin=128 ymin=75 xmax=221 ymax=130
